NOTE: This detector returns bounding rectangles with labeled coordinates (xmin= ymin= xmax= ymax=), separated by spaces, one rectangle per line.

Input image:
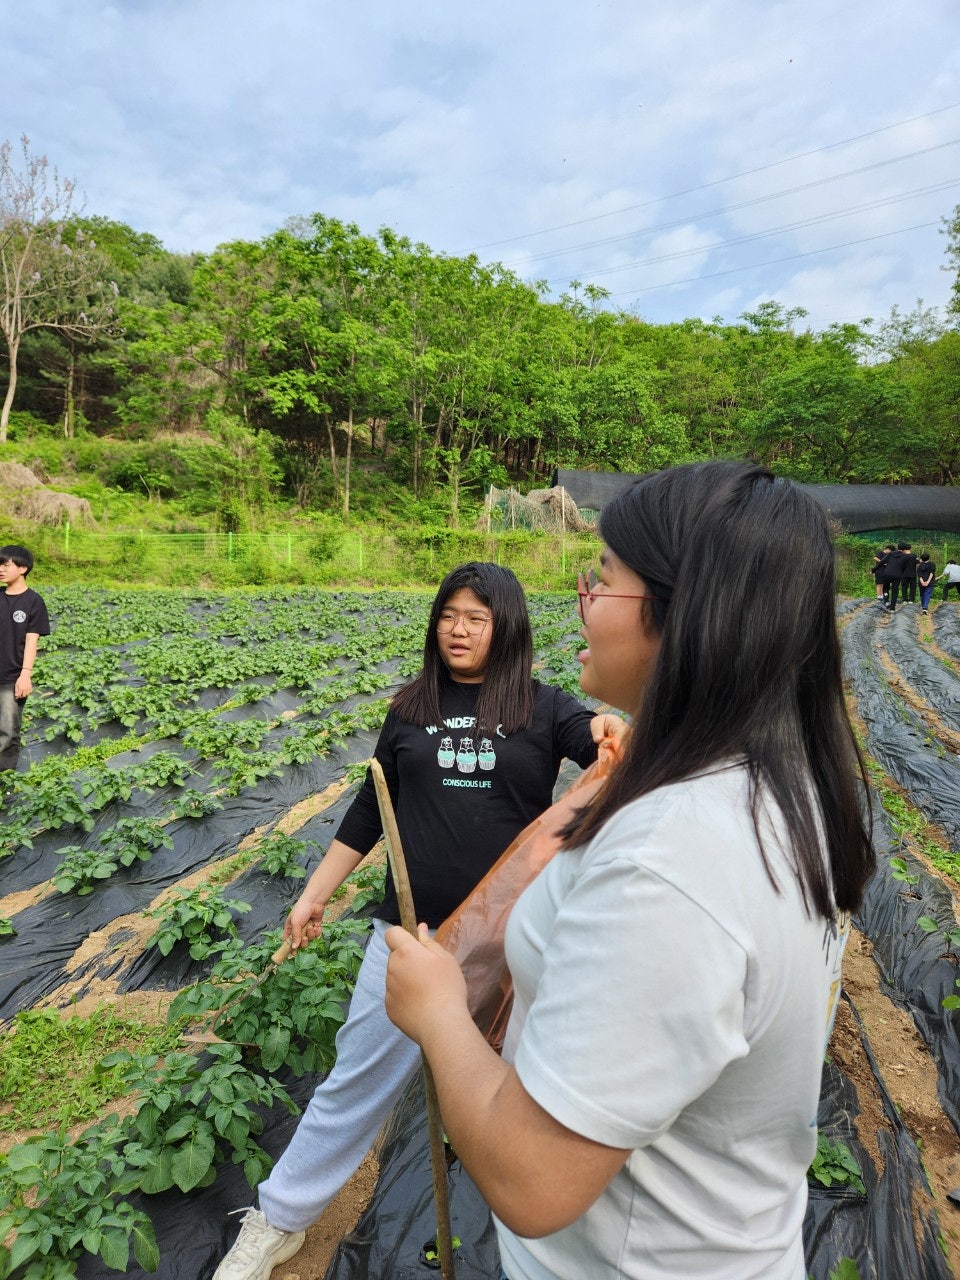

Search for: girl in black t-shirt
xmin=213 ymin=563 xmax=624 ymax=1280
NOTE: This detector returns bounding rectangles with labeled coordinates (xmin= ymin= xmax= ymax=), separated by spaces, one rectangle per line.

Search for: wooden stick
xmin=370 ymin=759 xmax=457 ymax=1280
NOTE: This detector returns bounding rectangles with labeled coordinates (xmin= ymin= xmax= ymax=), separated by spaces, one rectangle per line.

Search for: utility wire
xmin=474 ymin=101 xmax=960 ymax=250
xmin=600 ymin=221 xmax=941 ymax=299
xmin=504 ymin=140 xmax=960 ymax=267
xmin=554 ymin=178 xmax=960 ymax=280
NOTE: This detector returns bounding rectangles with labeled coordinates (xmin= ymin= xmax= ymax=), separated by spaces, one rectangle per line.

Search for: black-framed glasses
xmin=577 ymin=569 xmax=664 ymax=623
xmin=436 ymin=610 xmax=492 ymax=634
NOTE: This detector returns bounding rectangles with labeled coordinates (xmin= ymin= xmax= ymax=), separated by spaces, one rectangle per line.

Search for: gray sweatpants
xmin=258 ymin=920 xmax=422 ymax=1231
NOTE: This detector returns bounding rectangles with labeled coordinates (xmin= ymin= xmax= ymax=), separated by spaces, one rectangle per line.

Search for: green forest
xmin=2 ymin=136 xmax=960 ymax=545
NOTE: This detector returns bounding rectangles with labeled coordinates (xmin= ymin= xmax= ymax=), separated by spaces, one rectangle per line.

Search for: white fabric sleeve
xmin=511 ymin=851 xmax=751 ymax=1150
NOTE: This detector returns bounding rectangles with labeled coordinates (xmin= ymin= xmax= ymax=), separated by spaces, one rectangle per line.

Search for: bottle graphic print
xmin=456 ymin=736 xmax=477 ymax=773
xmin=437 ymin=736 xmax=455 ymax=768
xmin=478 ymin=737 xmax=496 ymax=770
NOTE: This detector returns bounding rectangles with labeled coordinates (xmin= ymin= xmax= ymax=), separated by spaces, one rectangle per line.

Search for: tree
xmin=941 ymin=206 xmax=960 ymax=320
xmin=740 ymin=336 xmax=908 ymax=483
xmin=0 ymin=136 xmax=117 ymax=441
xmin=255 ymin=217 xmax=383 ymax=515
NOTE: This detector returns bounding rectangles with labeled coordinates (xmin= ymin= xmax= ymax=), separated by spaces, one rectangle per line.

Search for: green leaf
xmin=139 ymin=1147 xmax=175 ymax=1194
xmin=829 ymin=1259 xmax=862 ymax=1280
xmin=170 ymin=1125 xmax=217 ymax=1192
xmin=5 ymin=1145 xmax=45 ymax=1173
xmin=132 ymin=1216 xmax=160 ymax=1271
xmin=162 ymin=1115 xmax=197 ymax=1144
xmin=99 ymin=1227 xmax=130 ymax=1272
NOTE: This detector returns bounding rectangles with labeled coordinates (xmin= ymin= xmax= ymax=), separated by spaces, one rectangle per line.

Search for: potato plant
xmin=145 ymin=887 xmax=253 ymax=960
xmin=0 ymin=585 xmax=593 ymax=1277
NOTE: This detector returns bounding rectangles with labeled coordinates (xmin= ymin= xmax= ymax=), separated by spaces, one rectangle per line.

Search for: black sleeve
xmin=29 ymin=593 xmax=51 ymax=637
xmin=331 ymin=712 xmax=397 ymax=854
xmin=549 ymin=686 xmax=600 ymax=769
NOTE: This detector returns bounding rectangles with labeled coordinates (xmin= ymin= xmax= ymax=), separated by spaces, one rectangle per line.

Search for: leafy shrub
xmin=169 ymin=925 xmax=367 ymax=1074
xmin=0 ymin=1122 xmax=159 ymax=1277
xmin=0 ymin=1043 xmax=297 ymax=1278
xmin=54 ymin=818 xmax=174 ymax=895
xmin=171 ymin=787 xmax=224 ymax=820
xmin=254 ymin=832 xmax=312 ymax=879
xmin=808 ymin=1133 xmax=865 ymax=1193
xmin=145 ymin=887 xmax=252 ymax=959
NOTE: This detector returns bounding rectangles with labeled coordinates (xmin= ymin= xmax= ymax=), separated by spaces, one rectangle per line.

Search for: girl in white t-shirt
xmin=386 ymin=461 xmax=875 ymax=1280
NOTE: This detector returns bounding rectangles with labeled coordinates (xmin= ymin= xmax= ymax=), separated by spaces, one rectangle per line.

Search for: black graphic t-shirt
xmin=336 ymin=678 xmax=598 ymax=926
xmin=0 ymin=587 xmax=51 ymax=684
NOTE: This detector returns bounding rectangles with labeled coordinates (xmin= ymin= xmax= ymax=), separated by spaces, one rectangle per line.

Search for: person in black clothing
xmin=918 ymin=553 xmax=936 ymax=614
xmin=213 ymin=561 xmax=625 ymax=1280
xmin=900 ymin=542 xmax=918 ymax=604
xmin=872 ymin=544 xmax=894 ymax=602
xmin=0 ymin=544 xmax=51 ymax=776
xmin=881 ymin=544 xmax=907 ymax=612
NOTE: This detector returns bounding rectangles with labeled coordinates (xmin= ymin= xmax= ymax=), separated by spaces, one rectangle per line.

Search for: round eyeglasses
xmin=436 ymin=610 xmax=491 ymax=634
xmin=577 ymin=569 xmax=664 ymax=623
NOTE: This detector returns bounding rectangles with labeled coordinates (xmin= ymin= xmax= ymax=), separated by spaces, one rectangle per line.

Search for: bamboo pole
xmin=370 ymin=759 xmax=456 ymax=1280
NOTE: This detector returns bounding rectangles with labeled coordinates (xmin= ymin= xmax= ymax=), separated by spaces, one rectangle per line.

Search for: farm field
xmin=1 ymin=588 xmax=960 ymax=1279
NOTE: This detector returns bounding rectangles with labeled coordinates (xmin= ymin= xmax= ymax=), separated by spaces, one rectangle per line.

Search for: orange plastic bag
xmin=435 ymin=738 xmax=619 ymax=1051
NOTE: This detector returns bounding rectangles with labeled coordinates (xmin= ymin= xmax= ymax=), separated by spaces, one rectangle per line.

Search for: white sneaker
xmin=213 ymin=1208 xmax=306 ymax=1280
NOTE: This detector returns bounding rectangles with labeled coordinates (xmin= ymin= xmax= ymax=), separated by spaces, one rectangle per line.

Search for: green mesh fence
xmin=16 ymin=524 xmax=603 ymax=590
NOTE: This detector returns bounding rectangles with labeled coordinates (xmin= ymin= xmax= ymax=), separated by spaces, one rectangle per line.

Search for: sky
xmin=5 ymin=0 xmax=960 ymax=333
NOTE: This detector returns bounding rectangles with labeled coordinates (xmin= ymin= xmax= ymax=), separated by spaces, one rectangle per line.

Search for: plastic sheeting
xmin=325 ymin=1075 xmax=500 ymax=1280
xmin=857 ymin=801 xmax=960 ymax=1136
xmin=8 ymin=593 xmax=960 ymax=1279
xmin=324 ymin=1013 xmax=951 ymax=1280
xmin=877 ymin=609 xmax=960 ymax=734
xmin=842 ymin=605 xmax=960 ymax=846
xmin=804 ymin=1003 xmax=951 ymax=1280
xmin=0 ymin=729 xmax=378 ymax=1019
xmin=934 ymin=606 xmax=960 ymax=664
xmin=551 ymin=471 xmax=960 ymax=532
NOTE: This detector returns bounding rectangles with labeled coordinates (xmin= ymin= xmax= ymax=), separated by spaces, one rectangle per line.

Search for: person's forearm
xmin=417 ymin=1004 xmax=621 ymax=1237
xmin=385 ymin=927 xmax=630 ymax=1236
xmin=300 ymin=838 xmax=365 ymax=906
xmin=20 ymin=634 xmax=38 ymax=677
xmin=416 ymin=1003 xmax=533 ymax=1225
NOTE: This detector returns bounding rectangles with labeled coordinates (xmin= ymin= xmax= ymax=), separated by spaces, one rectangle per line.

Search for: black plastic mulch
xmin=876 ymin=607 xmax=960 ymax=734
xmin=321 ymin=1016 xmax=951 ymax=1280
xmin=8 ymin=595 xmax=960 ymax=1278
xmin=856 ymin=805 xmax=960 ymax=1138
xmin=843 ymin=604 xmax=960 ymax=846
xmin=0 ymin=724 xmax=377 ymax=1019
xmin=933 ymin=605 xmax=960 ymax=663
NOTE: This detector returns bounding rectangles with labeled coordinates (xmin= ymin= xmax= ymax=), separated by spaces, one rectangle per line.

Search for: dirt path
xmin=838 ymin=931 xmax=960 ymax=1273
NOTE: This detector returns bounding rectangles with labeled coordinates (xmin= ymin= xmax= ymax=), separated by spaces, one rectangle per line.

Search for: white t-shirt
xmin=497 ymin=763 xmax=847 ymax=1280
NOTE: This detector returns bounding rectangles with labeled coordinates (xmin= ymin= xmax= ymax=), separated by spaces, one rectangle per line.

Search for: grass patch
xmin=0 ymin=1006 xmax=183 ymax=1136
xmin=864 ymin=756 xmax=960 ymax=882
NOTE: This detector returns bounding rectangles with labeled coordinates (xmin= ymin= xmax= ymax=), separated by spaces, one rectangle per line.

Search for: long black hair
xmin=563 ymin=461 xmax=874 ymax=919
xmin=391 ymin=562 xmax=535 ymax=734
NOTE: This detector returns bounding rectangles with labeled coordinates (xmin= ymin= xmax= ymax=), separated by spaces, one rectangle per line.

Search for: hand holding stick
xmin=370 ymin=759 xmax=457 ymax=1280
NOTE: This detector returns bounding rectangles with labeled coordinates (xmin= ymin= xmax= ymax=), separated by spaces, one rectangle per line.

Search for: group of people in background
xmin=872 ymin=542 xmax=960 ymax=615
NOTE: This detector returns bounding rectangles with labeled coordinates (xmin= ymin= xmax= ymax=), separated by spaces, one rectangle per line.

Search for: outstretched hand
xmin=385 ymin=923 xmax=468 ymax=1044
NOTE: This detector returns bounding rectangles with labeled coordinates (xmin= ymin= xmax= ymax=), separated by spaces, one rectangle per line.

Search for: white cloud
xmin=2 ymin=0 xmax=959 ymax=328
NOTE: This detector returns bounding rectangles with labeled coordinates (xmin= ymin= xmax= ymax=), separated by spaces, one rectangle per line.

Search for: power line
xmin=554 ymin=178 xmax=960 ymax=281
xmin=504 ymin=140 xmax=960 ymax=267
xmin=474 ymin=101 xmax=960 ymax=251
xmin=600 ymin=220 xmax=941 ymax=300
